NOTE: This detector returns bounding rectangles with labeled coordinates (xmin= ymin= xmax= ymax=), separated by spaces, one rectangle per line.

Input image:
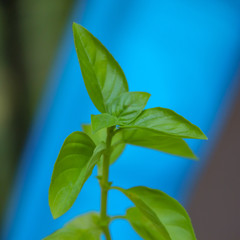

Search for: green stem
xmin=110 ymin=215 xmax=126 ymax=221
xmin=100 ymin=127 xmax=114 ymax=240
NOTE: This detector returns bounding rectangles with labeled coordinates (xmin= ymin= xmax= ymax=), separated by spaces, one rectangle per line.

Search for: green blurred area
xmin=0 ymin=0 xmax=76 ymax=223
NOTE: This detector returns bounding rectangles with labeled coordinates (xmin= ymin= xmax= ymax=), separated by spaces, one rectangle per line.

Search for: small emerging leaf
xmin=119 ymin=128 xmax=197 ymax=159
xmin=82 ymin=124 xmax=125 ymax=165
xmin=73 ymin=23 xmax=128 ymax=113
xmin=107 ymin=92 xmax=150 ymax=124
xmin=124 ymin=107 xmax=207 ymax=139
xmin=49 ymin=132 xmax=105 ymax=218
xmin=114 ymin=186 xmax=196 ymax=240
xmin=44 ymin=212 xmax=101 ymax=240
xmin=91 ymin=113 xmax=118 ymax=133
xmin=82 ymin=124 xmax=125 ymax=176
xmin=91 ymin=92 xmax=150 ymax=132
xmin=82 ymin=124 xmax=106 ymax=145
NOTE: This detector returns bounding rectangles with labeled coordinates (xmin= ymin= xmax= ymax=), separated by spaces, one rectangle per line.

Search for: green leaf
xmin=113 ymin=186 xmax=171 ymax=239
xmin=91 ymin=92 xmax=150 ymax=132
xmin=126 ymin=207 xmax=170 ymax=240
xmin=73 ymin=23 xmax=128 ymax=113
xmin=106 ymin=92 xmax=150 ymax=124
xmin=119 ymin=128 xmax=197 ymax=159
xmin=49 ymin=132 xmax=105 ymax=218
xmin=91 ymin=113 xmax=118 ymax=133
xmin=114 ymin=186 xmax=196 ymax=240
xmin=44 ymin=212 xmax=101 ymax=240
xmin=124 ymin=107 xmax=207 ymax=139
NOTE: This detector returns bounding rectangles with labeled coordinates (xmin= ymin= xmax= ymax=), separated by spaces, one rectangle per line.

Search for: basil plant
xmin=45 ymin=23 xmax=207 ymax=240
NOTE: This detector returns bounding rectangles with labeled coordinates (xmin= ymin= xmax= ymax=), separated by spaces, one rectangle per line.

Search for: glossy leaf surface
xmin=107 ymin=92 xmax=150 ymax=124
xmin=125 ymin=107 xmax=207 ymax=139
xmin=119 ymin=128 xmax=197 ymax=159
xmin=115 ymin=186 xmax=196 ymax=240
xmin=44 ymin=212 xmax=101 ymax=240
xmin=73 ymin=23 xmax=128 ymax=113
xmin=49 ymin=132 xmax=105 ymax=218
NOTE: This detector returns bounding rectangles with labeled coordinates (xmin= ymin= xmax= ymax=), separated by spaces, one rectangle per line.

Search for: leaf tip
xmin=145 ymin=92 xmax=151 ymax=102
xmin=196 ymin=127 xmax=208 ymax=140
xmin=186 ymin=146 xmax=198 ymax=160
xmin=199 ymin=131 xmax=208 ymax=140
xmin=72 ymin=22 xmax=78 ymax=31
xmin=49 ymin=205 xmax=60 ymax=219
xmin=52 ymin=213 xmax=59 ymax=220
xmin=49 ymin=186 xmax=65 ymax=219
xmin=146 ymin=92 xmax=151 ymax=98
xmin=49 ymin=201 xmax=65 ymax=219
xmin=191 ymin=154 xmax=199 ymax=161
xmin=203 ymin=134 xmax=208 ymax=140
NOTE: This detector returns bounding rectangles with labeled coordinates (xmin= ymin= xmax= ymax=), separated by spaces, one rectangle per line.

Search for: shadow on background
xmin=189 ymin=73 xmax=240 ymax=240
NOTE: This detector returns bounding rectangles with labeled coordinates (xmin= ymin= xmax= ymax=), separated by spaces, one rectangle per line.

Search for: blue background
xmin=3 ymin=0 xmax=240 ymax=239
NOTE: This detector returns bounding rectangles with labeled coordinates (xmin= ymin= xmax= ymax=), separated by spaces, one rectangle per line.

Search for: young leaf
xmin=82 ymin=124 xmax=125 ymax=176
xmin=91 ymin=92 xmax=150 ymax=132
xmin=106 ymin=92 xmax=150 ymax=124
xmin=82 ymin=124 xmax=106 ymax=145
xmin=49 ymin=132 xmax=105 ymax=218
xmin=124 ymin=107 xmax=207 ymax=139
xmin=82 ymin=124 xmax=125 ymax=165
xmin=91 ymin=113 xmax=118 ymax=133
xmin=44 ymin=212 xmax=101 ymax=240
xmin=73 ymin=23 xmax=128 ymax=113
xmin=119 ymin=128 xmax=197 ymax=159
xmin=113 ymin=186 xmax=196 ymax=240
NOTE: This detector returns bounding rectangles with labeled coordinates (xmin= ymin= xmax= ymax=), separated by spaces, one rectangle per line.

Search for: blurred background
xmin=0 ymin=0 xmax=240 ymax=239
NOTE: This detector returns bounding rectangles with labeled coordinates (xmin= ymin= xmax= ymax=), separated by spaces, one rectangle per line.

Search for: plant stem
xmin=110 ymin=215 xmax=126 ymax=221
xmin=100 ymin=127 xmax=114 ymax=240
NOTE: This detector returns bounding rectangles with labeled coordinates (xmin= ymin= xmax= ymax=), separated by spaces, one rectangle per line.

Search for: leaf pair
xmin=93 ymin=106 xmax=207 ymax=140
xmin=73 ymin=23 xmax=153 ymax=129
xmin=73 ymin=22 xmax=207 ymax=161
xmin=46 ymin=186 xmax=196 ymax=240
xmin=92 ymin=91 xmax=151 ymax=132
xmin=91 ymin=106 xmax=207 ymax=160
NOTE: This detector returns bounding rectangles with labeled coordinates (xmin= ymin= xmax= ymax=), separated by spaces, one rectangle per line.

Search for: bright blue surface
xmin=3 ymin=0 xmax=240 ymax=239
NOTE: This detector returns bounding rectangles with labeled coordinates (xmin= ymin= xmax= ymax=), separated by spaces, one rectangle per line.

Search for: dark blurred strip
xmin=188 ymin=72 xmax=240 ymax=239
xmin=0 ymin=0 xmax=76 ymax=225
xmin=0 ymin=0 xmax=30 ymax=224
